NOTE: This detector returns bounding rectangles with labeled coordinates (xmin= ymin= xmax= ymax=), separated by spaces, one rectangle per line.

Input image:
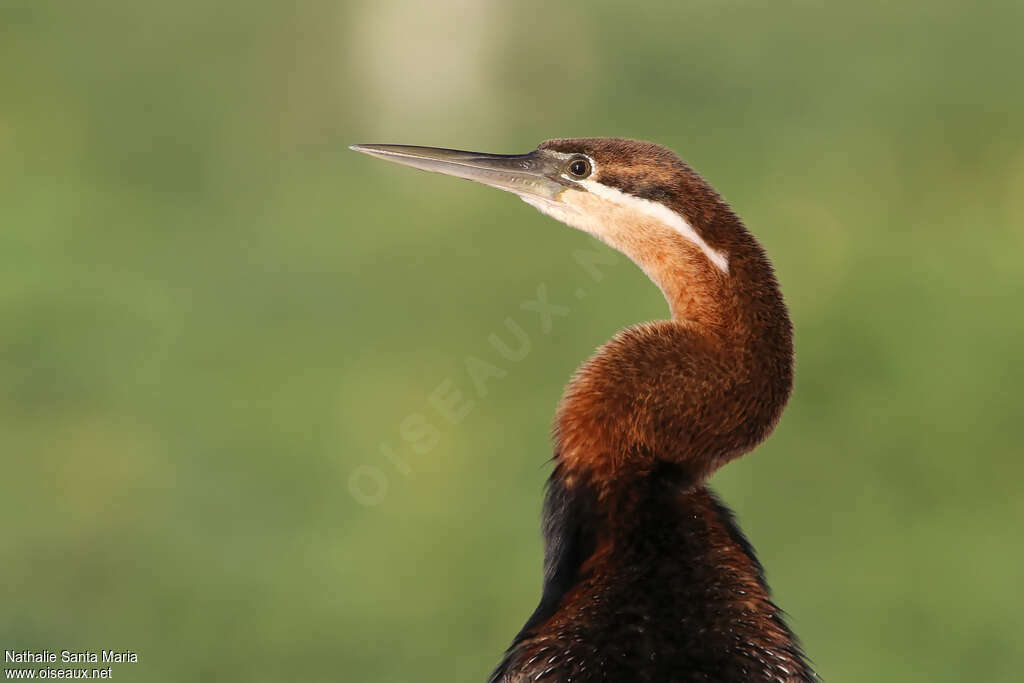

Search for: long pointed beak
xmin=349 ymin=144 xmax=568 ymax=201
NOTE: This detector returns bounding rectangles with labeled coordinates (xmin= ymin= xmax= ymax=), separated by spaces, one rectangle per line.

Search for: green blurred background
xmin=2 ymin=1 xmax=1022 ymax=681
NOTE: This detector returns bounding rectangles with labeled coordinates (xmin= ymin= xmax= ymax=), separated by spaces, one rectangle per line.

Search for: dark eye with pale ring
xmin=568 ymin=158 xmax=592 ymax=178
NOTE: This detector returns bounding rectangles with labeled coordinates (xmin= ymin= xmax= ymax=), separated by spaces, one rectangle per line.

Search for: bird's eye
xmin=568 ymin=158 xmax=592 ymax=178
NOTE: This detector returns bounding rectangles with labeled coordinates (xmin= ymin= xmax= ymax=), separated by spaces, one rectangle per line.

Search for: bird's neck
xmin=513 ymin=228 xmax=805 ymax=675
xmin=493 ymin=206 xmax=809 ymax=681
xmin=555 ymin=221 xmax=793 ymax=491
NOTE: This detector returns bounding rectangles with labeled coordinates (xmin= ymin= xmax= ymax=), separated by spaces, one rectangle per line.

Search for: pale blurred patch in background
xmin=2 ymin=1 xmax=1022 ymax=681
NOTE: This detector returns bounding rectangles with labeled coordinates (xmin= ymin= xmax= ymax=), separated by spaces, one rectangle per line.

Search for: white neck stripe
xmin=578 ymin=180 xmax=730 ymax=273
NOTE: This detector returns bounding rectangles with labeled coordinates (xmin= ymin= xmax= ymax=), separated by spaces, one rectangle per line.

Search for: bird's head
xmin=351 ymin=138 xmax=766 ymax=324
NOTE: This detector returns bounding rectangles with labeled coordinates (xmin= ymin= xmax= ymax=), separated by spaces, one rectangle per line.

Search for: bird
xmin=350 ymin=138 xmax=815 ymax=682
